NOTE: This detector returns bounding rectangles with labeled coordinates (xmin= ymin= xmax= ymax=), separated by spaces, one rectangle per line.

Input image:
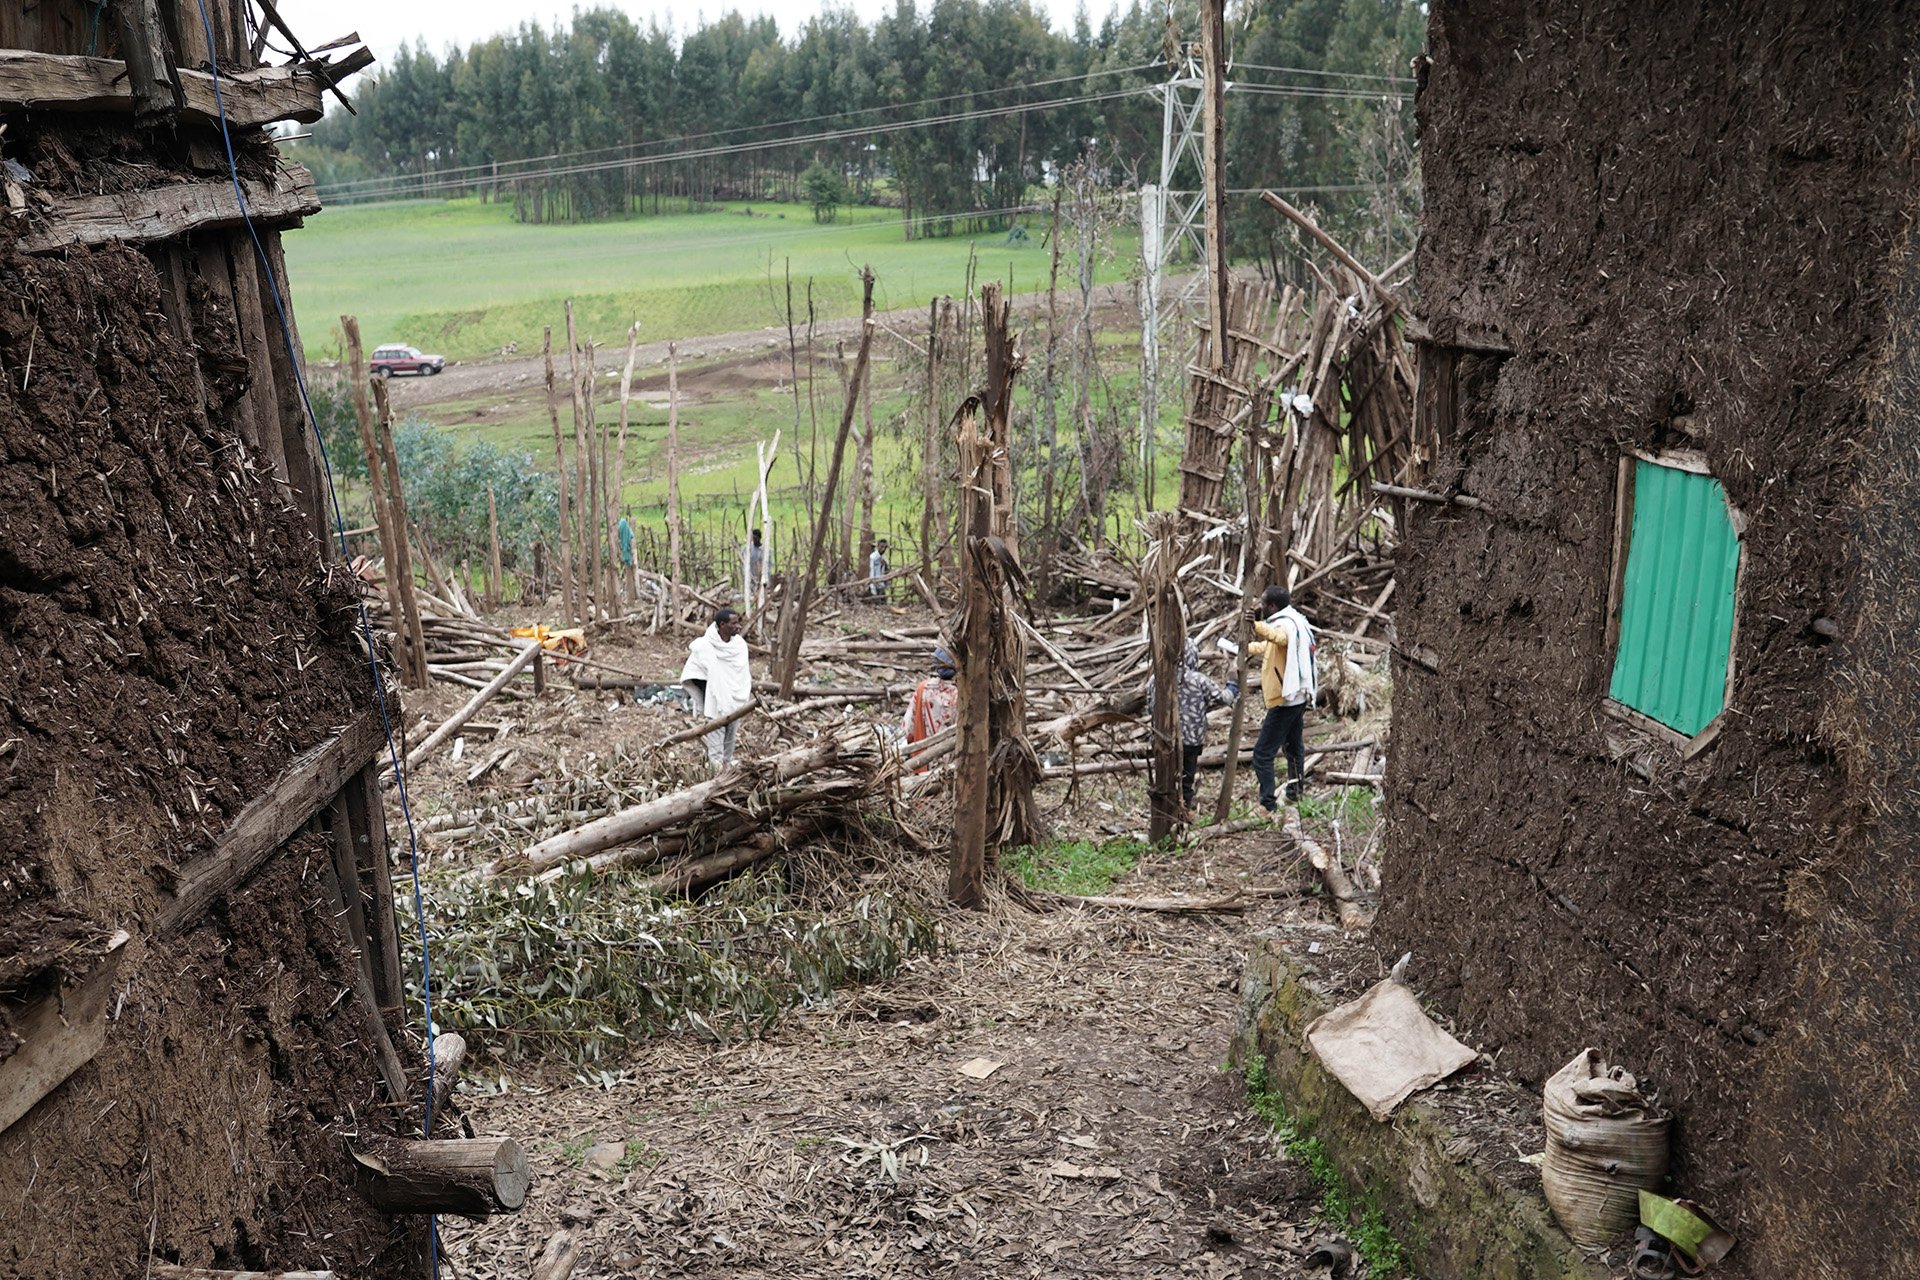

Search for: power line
xmin=315 ymin=80 xmax=1414 ymax=204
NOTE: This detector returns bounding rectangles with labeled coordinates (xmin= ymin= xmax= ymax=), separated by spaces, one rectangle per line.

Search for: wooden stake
xmin=774 ymin=269 xmax=875 ymax=697
xmin=920 ymin=297 xmax=941 ymax=596
xmin=340 ymin=316 xmax=422 ymax=685
xmin=565 ymin=302 xmax=597 ymax=620
xmin=486 ymin=484 xmax=503 ymax=611
xmin=543 ymin=327 xmax=578 ymax=624
xmin=667 ymin=341 xmax=682 ymax=633
xmin=371 ymin=378 xmax=431 ymax=686
xmin=1143 ymin=511 xmax=1184 ymax=843
xmin=613 ymin=322 xmax=639 ymax=609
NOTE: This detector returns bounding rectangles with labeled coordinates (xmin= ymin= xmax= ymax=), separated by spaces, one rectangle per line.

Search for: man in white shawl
xmin=680 ymin=606 xmax=753 ymax=766
xmin=1247 ymin=583 xmax=1317 ymax=811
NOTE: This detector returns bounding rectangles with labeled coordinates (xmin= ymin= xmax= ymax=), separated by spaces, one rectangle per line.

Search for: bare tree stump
xmin=352 ymin=1137 xmax=530 ymax=1215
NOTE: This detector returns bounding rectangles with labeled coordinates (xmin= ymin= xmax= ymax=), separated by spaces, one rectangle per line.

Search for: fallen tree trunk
xmin=1285 ymin=809 xmax=1370 ymax=929
xmin=406 ymin=640 xmax=544 ymax=772
xmin=1036 ymin=890 xmax=1246 ymax=914
xmin=489 ymin=740 xmax=846 ymax=878
xmin=656 ymin=697 xmax=760 ymax=750
xmin=639 ymin=815 xmax=826 ymax=896
xmin=531 ymin=1227 xmax=587 ymax=1280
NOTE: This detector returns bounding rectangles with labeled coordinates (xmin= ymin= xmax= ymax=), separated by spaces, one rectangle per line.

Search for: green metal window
xmin=1608 ymin=459 xmax=1741 ymax=737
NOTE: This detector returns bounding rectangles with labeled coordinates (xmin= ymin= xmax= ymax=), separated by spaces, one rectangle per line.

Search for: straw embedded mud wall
xmin=1380 ymin=4 xmax=1920 ymax=1278
xmin=0 ymin=5 xmax=420 ymax=1277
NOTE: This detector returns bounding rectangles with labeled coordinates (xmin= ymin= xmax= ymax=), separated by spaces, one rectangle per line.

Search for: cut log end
xmin=353 ymin=1136 xmax=529 ymax=1216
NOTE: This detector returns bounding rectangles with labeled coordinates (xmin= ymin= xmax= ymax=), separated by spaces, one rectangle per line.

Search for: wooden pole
xmin=1214 ymin=429 xmax=1268 ymax=822
xmin=920 ymin=297 xmax=941 ymax=596
xmin=1144 ymin=512 xmax=1184 ymax=842
xmin=543 ymin=327 xmax=578 ymax=624
xmin=667 ymin=341 xmax=682 ymax=633
xmin=566 ymin=303 xmax=598 ymax=620
xmin=614 ymin=321 xmax=639 ymax=608
xmin=486 ymin=484 xmax=503 ymax=611
xmin=1199 ymin=0 xmax=1230 ymax=372
xmin=774 ymin=268 xmax=875 ymax=697
xmin=950 ymin=281 xmax=1040 ymax=907
xmin=405 ymin=641 xmax=544 ymax=770
xmin=339 ymin=316 xmax=422 ymax=686
xmin=949 ymin=397 xmax=992 ymax=909
xmin=371 ymin=378 xmax=431 ymax=685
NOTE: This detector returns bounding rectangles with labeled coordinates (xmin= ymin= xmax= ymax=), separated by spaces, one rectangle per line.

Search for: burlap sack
xmin=1540 ymin=1049 xmax=1670 ymax=1246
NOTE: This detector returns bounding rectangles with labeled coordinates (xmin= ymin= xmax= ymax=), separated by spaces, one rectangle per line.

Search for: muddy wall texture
xmin=1379 ymin=4 xmax=1920 ymax=1278
xmin=0 ymin=127 xmax=423 ymax=1276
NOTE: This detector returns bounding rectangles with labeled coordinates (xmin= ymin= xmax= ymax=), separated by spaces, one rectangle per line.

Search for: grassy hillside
xmin=283 ymin=196 xmax=1138 ymax=362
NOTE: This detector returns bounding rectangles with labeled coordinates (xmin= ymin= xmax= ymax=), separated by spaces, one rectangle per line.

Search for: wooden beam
xmin=0 ymin=931 xmax=129 ymax=1135
xmin=0 ymin=48 xmax=372 ymax=129
xmin=158 ymin=710 xmax=386 ymax=935
xmin=20 ymin=167 xmax=321 ymax=255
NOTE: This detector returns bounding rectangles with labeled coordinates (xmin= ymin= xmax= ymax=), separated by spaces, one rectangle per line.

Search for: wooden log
xmin=0 ymin=930 xmax=129 ymax=1135
xmin=109 ymin=0 xmax=175 ymax=121
xmin=531 ymin=1226 xmax=586 ymax=1280
xmin=656 ymin=697 xmax=761 ymax=750
xmin=491 ymin=740 xmax=845 ymax=878
xmin=638 ymin=815 xmax=825 ymax=896
xmin=149 ymin=1266 xmax=335 ymax=1280
xmin=0 ymin=49 xmax=368 ymax=129
xmin=429 ymin=1031 xmax=467 ymax=1115
xmin=1372 ymin=481 xmax=1484 ymax=510
xmin=1260 ymin=191 xmax=1401 ymax=317
xmin=316 ymin=852 xmax=409 ymax=1105
xmin=347 ymin=762 xmax=404 ymax=1010
xmin=342 ymin=316 xmax=420 ymax=684
xmin=20 ymin=167 xmax=320 ymax=254
xmin=352 ymin=1137 xmax=530 ymax=1216
xmin=1040 ymin=891 xmax=1245 ymax=914
xmin=405 ymin=641 xmax=544 ymax=771
xmin=159 ymin=712 xmax=385 ymax=935
xmin=1285 ymin=809 xmax=1370 ymax=929
xmin=370 ymin=376 xmax=433 ymax=684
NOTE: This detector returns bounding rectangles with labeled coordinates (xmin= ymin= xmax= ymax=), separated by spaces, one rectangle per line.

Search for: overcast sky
xmin=275 ymin=0 xmax=1111 ymax=67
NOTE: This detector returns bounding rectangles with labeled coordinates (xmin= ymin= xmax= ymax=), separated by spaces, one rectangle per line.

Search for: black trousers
xmin=1252 ymin=702 xmax=1307 ymax=809
xmin=1180 ymin=743 xmax=1203 ymax=809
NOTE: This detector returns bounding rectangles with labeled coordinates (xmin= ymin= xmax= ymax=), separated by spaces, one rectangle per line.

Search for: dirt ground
xmin=434 ymin=829 xmax=1346 ymax=1280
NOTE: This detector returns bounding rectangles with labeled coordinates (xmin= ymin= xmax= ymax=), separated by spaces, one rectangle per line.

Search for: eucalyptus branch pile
xmin=405 ymin=868 xmax=940 ymax=1062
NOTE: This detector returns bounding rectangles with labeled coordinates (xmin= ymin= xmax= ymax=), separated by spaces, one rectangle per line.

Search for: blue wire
xmin=187 ymin=5 xmax=441 ymax=1271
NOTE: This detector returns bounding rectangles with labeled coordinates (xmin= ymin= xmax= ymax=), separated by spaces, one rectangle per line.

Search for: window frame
xmin=1601 ymin=447 xmax=1745 ymax=755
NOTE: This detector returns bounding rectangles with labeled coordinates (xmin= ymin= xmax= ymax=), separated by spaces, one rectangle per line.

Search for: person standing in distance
xmin=867 ymin=538 xmax=891 ymax=600
xmin=680 ymin=606 xmax=753 ymax=767
xmin=1248 ymin=584 xmax=1317 ymax=811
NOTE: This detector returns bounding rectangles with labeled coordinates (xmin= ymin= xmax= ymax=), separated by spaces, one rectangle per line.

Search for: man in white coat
xmin=680 ymin=607 xmax=753 ymax=766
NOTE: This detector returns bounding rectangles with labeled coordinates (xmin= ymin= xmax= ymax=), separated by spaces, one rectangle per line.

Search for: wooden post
xmin=1199 ymin=0 xmax=1230 ymax=371
xmin=371 ymin=378 xmax=432 ymax=676
xmin=340 ymin=317 xmax=418 ymax=684
xmin=486 ymin=484 xmax=504 ymax=611
xmin=543 ymin=327 xmax=578 ymax=624
xmin=920 ymin=297 xmax=941 ymax=596
xmin=667 ymin=341 xmax=682 ymax=633
xmin=1214 ymin=426 xmax=1269 ymax=822
xmin=613 ymin=322 xmax=639 ymax=609
xmin=774 ymin=268 xmax=875 ymax=697
xmin=1144 ymin=512 xmax=1185 ymax=843
xmin=949 ymin=282 xmax=1041 ymax=907
xmin=352 ymin=1137 xmax=530 ymax=1215
xmin=855 ymin=359 xmax=877 ymax=588
xmin=565 ymin=303 xmax=598 ymax=621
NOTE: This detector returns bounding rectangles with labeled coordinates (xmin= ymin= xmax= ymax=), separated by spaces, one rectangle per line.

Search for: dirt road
xmin=366 ymin=280 xmax=1146 ymax=413
xmin=437 ymin=837 xmax=1351 ymax=1279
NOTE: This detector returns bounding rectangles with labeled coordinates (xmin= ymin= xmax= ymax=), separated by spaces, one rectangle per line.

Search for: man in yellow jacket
xmin=1247 ymin=583 xmax=1317 ymax=811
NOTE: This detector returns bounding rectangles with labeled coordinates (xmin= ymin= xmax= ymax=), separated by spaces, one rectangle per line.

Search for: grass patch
xmin=1242 ymin=1054 xmax=1411 ymax=1277
xmin=1005 ymin=836 xmax=1151 ymax=896
xmin=282 ymin=196 xmax=1139 ymax=363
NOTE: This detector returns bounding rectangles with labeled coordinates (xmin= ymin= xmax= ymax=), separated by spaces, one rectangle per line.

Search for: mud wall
xmin=0 ymin=171 xmax=421 ymax=1277
xmin=1379 ymin=4 xmax=1920 ymax=1278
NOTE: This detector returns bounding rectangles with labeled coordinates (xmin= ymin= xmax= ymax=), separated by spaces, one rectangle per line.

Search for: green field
xmin=284 ymin=196 xmax=1136 ymax=362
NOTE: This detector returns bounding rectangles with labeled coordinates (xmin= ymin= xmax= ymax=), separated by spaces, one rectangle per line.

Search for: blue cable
xmin=186 ymin=5 xmax=441 ymax=1271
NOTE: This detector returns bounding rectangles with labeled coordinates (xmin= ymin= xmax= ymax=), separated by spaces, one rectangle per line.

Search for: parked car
xmin=370 ymin=344 xmax=445 ymax=376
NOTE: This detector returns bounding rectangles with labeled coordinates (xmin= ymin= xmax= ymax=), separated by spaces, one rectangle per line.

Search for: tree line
xmin=301 ymin=0 xmax=1421 ymax=267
